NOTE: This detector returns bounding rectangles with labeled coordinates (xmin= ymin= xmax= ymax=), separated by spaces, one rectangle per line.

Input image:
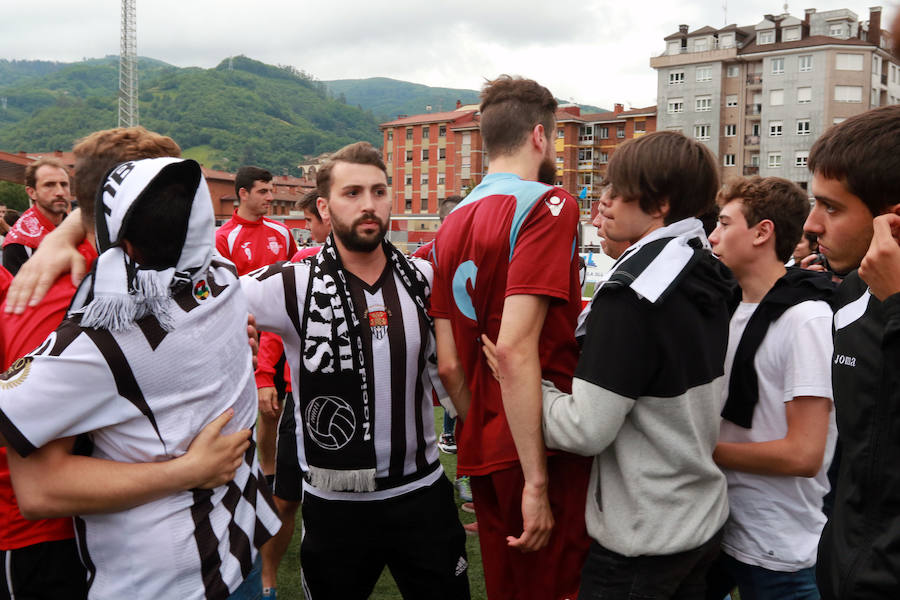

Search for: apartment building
xmin=379 ymin=104 xmax=484 ymax=250
xmin=555 ymin=104 xmax=657 ymax=215
xmin=651 ymin=6 xmax=899 ymax=188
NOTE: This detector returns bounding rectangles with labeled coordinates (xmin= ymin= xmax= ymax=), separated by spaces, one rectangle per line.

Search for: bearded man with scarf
xmin=240 ymin=142 xmax=469 ymax=599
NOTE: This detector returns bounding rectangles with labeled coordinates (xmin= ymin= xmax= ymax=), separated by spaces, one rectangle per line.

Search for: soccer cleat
xmin=461 ymin=502 xmax=476 ymax=514
xmin=438 ymin=433 xmax=457 ymax=454
xmin=463 ymin=521 xmax=479 ymax=536
xmin=456 ymin=476 xmax=473 ymax=503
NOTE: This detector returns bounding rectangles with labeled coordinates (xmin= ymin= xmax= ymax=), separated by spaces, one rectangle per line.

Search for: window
xmin=557 ymin=128 xmax=565 ymax=139
xmin=720 ymin=34 xmax=735 ymax=48
xmin=726 ymin=94 xmax=738 ymax=107
xmin=752 ymin=123 xmax=760 ymax=136
xmin=723 ymin=154 xmax=736 ymax=166
xmin=439 ymin=148 xmax=446 ymax=160
xmin=439 ymin=125 xmax=447 ymax=137
xmin=768 ymin=152 xmax=782 ymax=168
xmin=634 ymin=120 xmax=646 ymax=133
xmin=799 ymin=55 xmax=812 ymax=72
xmin=758 ymin=30 xmax=775 ymax=45
xmin=386 ymin=152 xmax=392 ymax=162
xmin=771 ymin=58 xmax=785 ymax=74
xmin=769 ymin=121 xmax=783 ymax=137
xmin=668 ymin=41 xmax=682 ymax=55
xmin=696 ymin=95 xmax=712 ymax=112
xmin=420 ymin=197 xmax=428 ymax=212
xmin=405 ymin=150 xmax=413 ymax=161
xmin=421 ymin=149 xmax=429 ymax=161
xmin=406 ymin=128 xmax=413 ymax=140
xmin=829 ymin=23 xmax=844 ymax=37
xmin=405 ymin=174 xmax=413 ymax=185
xmin=386 ymin=175 xmax=392 ymax=185
xmin=387 ymin=130 xmax=393 ymax=141
xmin=836 ymin=53 xmax=863 ymax=71
xmin=669 ymin=70 xmax=685 ymax=85
xmin=797 ymin=87 xmax=811 ymax=104
xmin=797 ymin=119 xmax=811 ymax=135
xmin=438 ymin=174 xmax=445 ymax=185
xmin=617 ymin=126 xmax=625 ymax=138
xmin=727 ymin=65 xmax=740 ymax=78
xmin=770 ymin=89 xmax=784 ymax=106
xmin=405 ymin=198 xmax=412 ymax=210
xmin=422 ymin=126 xmax=429 ymax=139
xmin=696 ymin=66 xmax=712 ymax=82
xmin=724 ymin=124 xmax=737 ymax=137
xmin=694 ymin=124 xmax=711 ymax=140
xmin=599 ymin=152 xmax=609 ymax=163
xmin=783 ymin=27 xmax=801 ymax=41
xmin=694 ymin=38 xmax=709 ymax=52
xmin=750 ymin=153 xmax=760 ymax=167
xmin=795 ymin=151 xmax=809 ymax=167
xmin=834 ymin=85 xmax=863 ymax=103
xmin=421 ymin=174 xmax=429 ymax=185
xmin=599 ymin=126 xmax=610 ymax=138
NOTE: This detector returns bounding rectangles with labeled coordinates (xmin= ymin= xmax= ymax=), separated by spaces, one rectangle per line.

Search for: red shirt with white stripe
xmin=214 ymin=211 xmax=298 ymax=276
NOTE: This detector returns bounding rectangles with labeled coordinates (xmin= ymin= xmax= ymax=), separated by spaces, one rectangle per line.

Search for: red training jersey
xmin=430 ymin=173 xmax=583 ymax=476
xmin=2 ymin=205 xmax=56 ymax=250
xmin=215 ymin=211 xmax=298 ymax=276
xmin=0 ymin=240 xmax=97 ymax=550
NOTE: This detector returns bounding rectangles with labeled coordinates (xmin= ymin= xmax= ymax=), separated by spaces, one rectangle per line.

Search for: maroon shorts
xmin=470 ymin=453 xmax=592 ymax=600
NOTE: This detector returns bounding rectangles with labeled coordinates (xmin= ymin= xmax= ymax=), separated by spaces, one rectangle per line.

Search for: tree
xmin=0 ymin=181 xmax=28 ymax=211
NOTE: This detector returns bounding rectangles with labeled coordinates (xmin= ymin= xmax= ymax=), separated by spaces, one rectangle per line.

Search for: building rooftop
xmin=380 ymin=109 xmax=478 ymax=128
xmin=739 ymin=33 xmax=875 ymax=54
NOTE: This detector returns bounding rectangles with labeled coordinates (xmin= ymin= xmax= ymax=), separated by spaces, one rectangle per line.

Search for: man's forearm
xmin=497 ymin=341 xmax=548 ymax=487
xmin=8 ymin=441 xmax=208 ymax=519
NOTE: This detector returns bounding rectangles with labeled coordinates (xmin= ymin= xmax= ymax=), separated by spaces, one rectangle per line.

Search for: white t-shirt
xmin=719 ymin=299 xmax=836 ymax=571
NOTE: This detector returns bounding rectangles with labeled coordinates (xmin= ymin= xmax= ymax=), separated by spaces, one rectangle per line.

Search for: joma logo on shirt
xmin=834 ymin=354 xmax=857 ymax=367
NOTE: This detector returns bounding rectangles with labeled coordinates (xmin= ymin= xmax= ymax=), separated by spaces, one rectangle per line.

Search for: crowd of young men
xmin=0 ymin=74 xmax=899 ymax=600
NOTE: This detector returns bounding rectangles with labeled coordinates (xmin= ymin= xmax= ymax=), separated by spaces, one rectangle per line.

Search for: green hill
xmin=324 ymin=77 xmax=609 ymax=122
xmin=0 ymin=56 xmax=381 ymax=175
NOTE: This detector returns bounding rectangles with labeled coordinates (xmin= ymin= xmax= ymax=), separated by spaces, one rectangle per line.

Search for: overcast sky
xmin=2 ymin=0 xmax=895 ymax=109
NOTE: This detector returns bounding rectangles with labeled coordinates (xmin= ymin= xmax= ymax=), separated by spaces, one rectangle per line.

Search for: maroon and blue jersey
xmin=430 ymin=173 xmax=582 ymax=476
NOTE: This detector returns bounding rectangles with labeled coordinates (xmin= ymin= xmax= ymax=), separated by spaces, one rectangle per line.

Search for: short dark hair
xmin=316 ymin=142 xmax=386 ymax=198
xmin=808 ymin=105 xmax=900 ymax=217
xmin=73 ymin=127 xmax=181 ymax=228
xmin=606 ymin=131 xmax=719 ymax=225
xmin=297 ymin=189 xmax=321 ymax=221
xmin=234 ymin=166 xmax=272 ymax=199
xmin=25 ymin=157 xmax=68 ymax=189
xmin=717 ymin=176 xmax=810 ymax=263
xmin=123 ymin=179 xmax=194 ymax=268
xmin=439 ymin=195 xmax=462 ymax=221
xmin=479 ymin=76 xmax=557 ymax=159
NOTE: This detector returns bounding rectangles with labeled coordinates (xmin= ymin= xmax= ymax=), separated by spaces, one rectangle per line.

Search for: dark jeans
xmin=705 ymin=552 xmax=819 ymax=600
xmin=579 ymin=528 xmax=724 ymax=600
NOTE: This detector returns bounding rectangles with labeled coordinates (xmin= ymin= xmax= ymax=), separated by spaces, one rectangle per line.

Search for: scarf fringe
xmin=307 ymin=466 xmax=376 ymax=492
xmin=81 ymin=294 xmax=139 ymax=332
xmin=135 ymin=269 xmax=175 ymax=331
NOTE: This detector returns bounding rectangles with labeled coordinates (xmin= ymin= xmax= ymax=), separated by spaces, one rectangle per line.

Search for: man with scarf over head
xmin=240 ymin=141 xmax=469 ymax=599
xmin=0 ymin=156 xmax=281 ymax=600
xmin=705 ymin=176 xmax=835 ymax=600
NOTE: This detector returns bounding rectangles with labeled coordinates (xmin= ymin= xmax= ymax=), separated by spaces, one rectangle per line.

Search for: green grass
xmin=275 ymin=408 xmax=487 ymax=599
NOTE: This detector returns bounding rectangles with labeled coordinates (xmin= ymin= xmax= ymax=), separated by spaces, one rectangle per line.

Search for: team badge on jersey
xmin=241 ymin=241 xmax=253 ymax=261
xmin=1 ymin=357 xmax=33 ymax=390
xmin=545 ymin=196 xmax=564 ymax=217
xmin=193 ymin=279 xmax=210 ymax=300
xmin=267 ymin=236 xmax=282 ymax=255
xmin=368 ymin=309 xmax=389 ymax=340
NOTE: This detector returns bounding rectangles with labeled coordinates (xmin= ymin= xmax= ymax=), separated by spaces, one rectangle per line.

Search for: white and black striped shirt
xmin=241 ymin=257 xmax=442 ymax=501
xmin=0 ymin=260 xmax=281 ymax=600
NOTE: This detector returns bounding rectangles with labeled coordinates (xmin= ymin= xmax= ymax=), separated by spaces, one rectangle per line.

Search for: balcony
xmin=743 ymin=166 xmax=760 ymax=176
xmin=747 ymin=73 xmax=763 ymax=86
xmin=745 ymin=103 xmax=762 ymax=117
xmin=577 ymin=159 xmax=599 ymax=171
xmin=578 ymin=135 xmax=594 ymax=145
xmin=744 ymin=135 xmax=760 ymax=146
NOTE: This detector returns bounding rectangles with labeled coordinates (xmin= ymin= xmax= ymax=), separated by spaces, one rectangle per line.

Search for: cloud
xmin=1 ymin=0 xmax=895 ymax=111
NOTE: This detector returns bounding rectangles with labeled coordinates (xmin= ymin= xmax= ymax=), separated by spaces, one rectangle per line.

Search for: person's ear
xmin=753 ymin=219 xmax=775 ymax=246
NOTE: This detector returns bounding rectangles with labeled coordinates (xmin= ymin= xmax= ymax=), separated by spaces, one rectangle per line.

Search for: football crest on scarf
xmin=305 ymin=395 xmax=357 ymax=450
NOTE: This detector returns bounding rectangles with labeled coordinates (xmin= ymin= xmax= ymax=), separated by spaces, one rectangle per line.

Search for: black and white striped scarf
xmin=300 ymin=234 xmax=431 ymax=492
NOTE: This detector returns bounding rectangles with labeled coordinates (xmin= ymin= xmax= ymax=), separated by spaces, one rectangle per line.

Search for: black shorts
xmin=299 ymin=475 xmax=470 ymax=600
xmin=0 ymin=538 xmax=87 ymax=600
